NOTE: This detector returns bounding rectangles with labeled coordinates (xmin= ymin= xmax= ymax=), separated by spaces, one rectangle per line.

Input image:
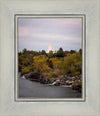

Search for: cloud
xmin=18 ymin=18 xmax=82 ymax=28
xmin=19 ymin=31 xmax=81 ymax=43
xmin=18 ymin=18 xmax=82 ymax=51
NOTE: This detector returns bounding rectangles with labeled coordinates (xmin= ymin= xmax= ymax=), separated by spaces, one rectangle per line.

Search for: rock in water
xmin=24 ymin=72 xmax=41 ymax=82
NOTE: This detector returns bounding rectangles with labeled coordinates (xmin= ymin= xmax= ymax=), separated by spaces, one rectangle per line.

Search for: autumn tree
xmin=56 ymin=48 xmax=64 ymax=57
xmin=64 ymin=50 xmax=70 ymax=56
xmin=70 ymin=50 xmax=76 ymax=54
xmin=59 ymin=52 xmax=82 ymax=76
xmin=50 ymin=57 xmax=61 ymax=69
xmin=41 ymin=50 xmax=47 ymax=55
xmin=47 ymin=51 xmax=54 ymax=58
xmin=79 ymin=49 xmax=82 ymax=55
xmin=33 ymin=55 xmax=51 ymax=73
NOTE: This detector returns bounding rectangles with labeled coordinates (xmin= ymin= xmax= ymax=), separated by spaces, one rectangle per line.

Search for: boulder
xmin=54 ymin=82 xmax=60 ymax=86
xmin=60 ymin=81 xmax=67 ymax=85
xmin=24 ymin=72 xmax=41 ymax=82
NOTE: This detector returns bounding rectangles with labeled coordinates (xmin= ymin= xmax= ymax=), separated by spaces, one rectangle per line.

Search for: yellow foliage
xmin=60 ymin=52 xmax=82 ymax=76
xmin=22 ymin=67 xmax=30 ymax=75
xmin=50 ymin=58 xmax=61 ymax=68
xmin=33 ymin=55 xmax=51 ymax=73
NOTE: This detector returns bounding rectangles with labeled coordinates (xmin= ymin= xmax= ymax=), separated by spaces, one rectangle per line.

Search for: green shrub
xmin=48 ymin=72 xmax=57 ymax=78
xmin=72 ymin=80 xmax=82 ymax=92
xmin=72 ymin=72 xmax=80 ymax=76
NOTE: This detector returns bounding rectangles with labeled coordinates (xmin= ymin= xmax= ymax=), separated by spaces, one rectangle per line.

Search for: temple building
xmin=47 ymin=39 xmax=54 ymax=53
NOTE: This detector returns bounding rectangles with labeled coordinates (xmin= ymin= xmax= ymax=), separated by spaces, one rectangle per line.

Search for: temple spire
xmin=47 ymin=38 xmax=54 ymax=53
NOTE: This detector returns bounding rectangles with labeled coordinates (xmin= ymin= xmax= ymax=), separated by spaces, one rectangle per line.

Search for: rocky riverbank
xmin=22 ymin=72 xmax=82 ymax=92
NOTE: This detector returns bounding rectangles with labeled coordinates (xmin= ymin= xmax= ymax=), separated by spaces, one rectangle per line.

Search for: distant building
xmin=47 ymin=39 xmax=54 ymax=53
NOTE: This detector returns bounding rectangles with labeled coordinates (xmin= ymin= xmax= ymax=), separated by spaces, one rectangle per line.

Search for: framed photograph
xmin=0 ymin=0 xmax=100 ymax=116
xmin=15 ymin=14 xmax=85 ymax=102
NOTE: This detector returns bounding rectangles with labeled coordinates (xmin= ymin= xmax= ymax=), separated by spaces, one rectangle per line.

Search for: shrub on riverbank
xmin=48 ymin=72 xmax=57 ymax=78
xmin=19 ymin=48 xmax=82 ymax=86
xmin=72 ymin=80 xmax=82 ymax=92
xmin=59 ymin=52 xmax=82 ymax=76
xmin=21 ymin=67 xmax=31 ymax=75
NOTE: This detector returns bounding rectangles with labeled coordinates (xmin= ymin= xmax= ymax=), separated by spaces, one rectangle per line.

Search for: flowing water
xmin=18 ymin=76 xmax=81 ymax=98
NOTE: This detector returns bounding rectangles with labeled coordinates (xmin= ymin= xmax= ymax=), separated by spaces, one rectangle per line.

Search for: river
xmin=18 ymin=76 xmax=81 ymax=98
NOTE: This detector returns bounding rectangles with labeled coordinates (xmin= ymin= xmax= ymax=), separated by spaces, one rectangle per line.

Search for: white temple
xmin=47 ymin=39 xmax=54 ymax=53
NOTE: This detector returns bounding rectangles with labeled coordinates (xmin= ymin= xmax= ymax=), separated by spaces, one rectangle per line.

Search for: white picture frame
xmin=0 ymin=0 xmax=100 ymax=116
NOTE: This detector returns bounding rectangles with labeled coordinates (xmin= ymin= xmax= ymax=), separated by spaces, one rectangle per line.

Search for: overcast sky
xmin=18 ymin=18 xmax=82 ymax=52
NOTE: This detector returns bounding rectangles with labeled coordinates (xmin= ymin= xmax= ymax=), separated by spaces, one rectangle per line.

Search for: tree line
xmin=18 ymin=48 xmax=82 ymax=78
